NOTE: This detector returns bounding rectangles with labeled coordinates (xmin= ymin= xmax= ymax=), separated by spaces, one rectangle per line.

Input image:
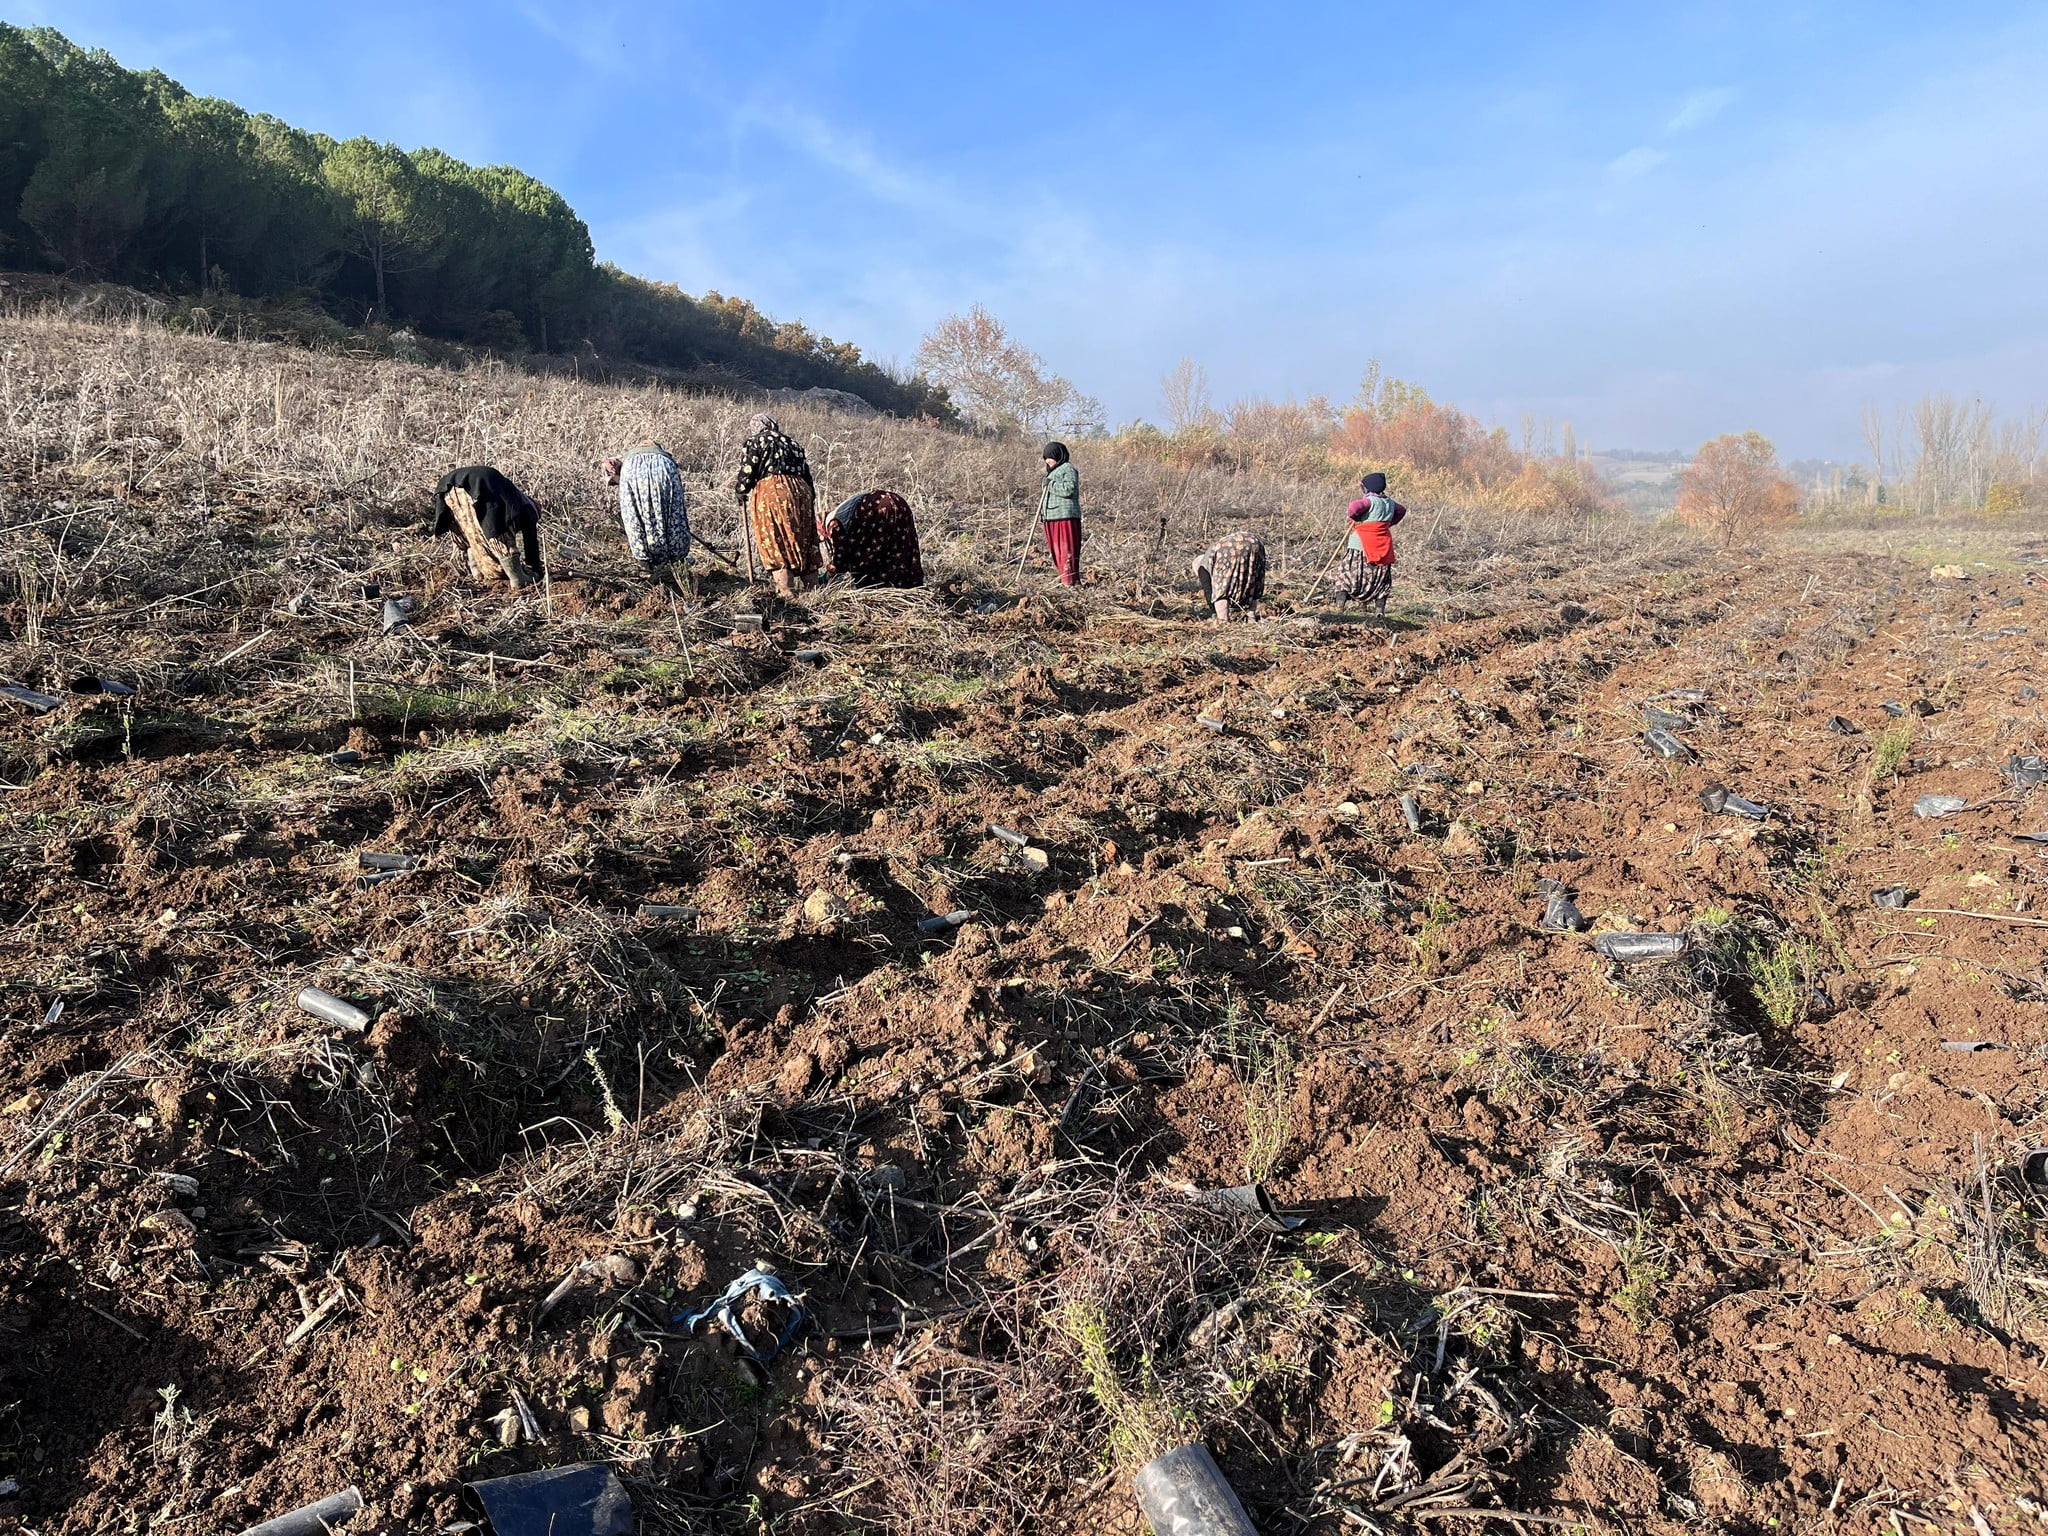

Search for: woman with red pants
xmin=1037 ymin=441 xmax=1082 ymax=585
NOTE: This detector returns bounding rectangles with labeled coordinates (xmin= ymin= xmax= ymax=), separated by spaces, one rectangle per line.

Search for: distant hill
xmin=1591 ymin=449 xmax=1688 ymax=516
xmin=0 ymin=24 xmax=949 ymax=418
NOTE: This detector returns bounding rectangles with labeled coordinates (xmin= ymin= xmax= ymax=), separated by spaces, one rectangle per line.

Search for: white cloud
xmin=1666 ymin=86 xmax=1738 ymax=134
xmin=1607 ymin=146 xmax=1669 ymax=180
xmin=513 ymin=2 xmax=634 ymax=77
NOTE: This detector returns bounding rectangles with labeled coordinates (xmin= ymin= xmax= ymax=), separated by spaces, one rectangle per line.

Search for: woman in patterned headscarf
xmin=605 ymin=443 xmax=691 ymax=594
xmin=820 ymin=490 xmax=925 ymax=588
xmin=733 ymin=413 xmax=818 ymax=598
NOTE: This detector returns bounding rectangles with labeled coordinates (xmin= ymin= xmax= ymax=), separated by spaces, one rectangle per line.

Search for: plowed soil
xmin=4 ymin=489 xmax=2048 ymax=1536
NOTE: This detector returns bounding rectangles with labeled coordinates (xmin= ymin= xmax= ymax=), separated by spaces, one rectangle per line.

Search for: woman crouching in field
xmin=821 ymin=491 xmax=925 ymax=587
xmin=432 ymin=464 xmax=543 ymax=591
xmin=606 ymin=443 xmax=692 ymax=595
xmin=735 ymin=414 xmax=818 ymax=598
xmin=1330 ymin=471 xmax=1405 ymax=617
xmin=1192 ymin=530 xmax=1266 ymax=621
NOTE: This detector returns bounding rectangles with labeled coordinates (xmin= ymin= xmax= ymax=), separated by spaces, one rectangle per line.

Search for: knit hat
xmin=1041 ymin=442 xmax=1070 ymax=465
xmin=1360 ymin=471 xmax=1388 ymax=494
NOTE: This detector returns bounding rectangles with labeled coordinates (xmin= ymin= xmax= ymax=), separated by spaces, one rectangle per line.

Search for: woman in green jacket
xmin=1038 ymin=442 xmax=1082 ymax=585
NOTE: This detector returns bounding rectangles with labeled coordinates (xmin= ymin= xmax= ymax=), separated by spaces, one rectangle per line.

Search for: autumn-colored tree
xmin=1677 ymin=431 xmax=1800 ymax=545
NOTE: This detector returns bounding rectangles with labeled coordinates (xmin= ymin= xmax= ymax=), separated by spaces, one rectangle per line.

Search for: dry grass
xmin=0 ymin=306 xmax=1702 ymax=635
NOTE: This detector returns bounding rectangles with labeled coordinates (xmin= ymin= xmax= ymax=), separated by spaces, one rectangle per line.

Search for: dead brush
xmin=504 ymin=1082 xmax=786 ymax=1230
xmin=1243 ymin=858 xmax=1397 ymax=955
xmin=1152 ymin=731 xmax=1315 ymax=817
xmin=1509 ymin=1129 xmax=1640 ymax=1247
xmin=1305 ymin=1278 xmax=1544 ymax=1532
xmin=1910 ymin=1142 xmax=2048 ymax=1346
xmin=1478 ymin=1040 xmax=1590 ymax=1116
xmin=819 ymin=1179 xmax=1296 ymax=1536
xmin=825 ymin=1296 xmax=1084 ymax=1536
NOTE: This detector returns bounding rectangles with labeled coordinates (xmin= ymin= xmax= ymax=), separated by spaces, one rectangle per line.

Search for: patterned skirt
xmin=443 ymin=487 xmax=535 ymax=589
xmin=825 ymin=491 xmax=924 ymax=587
xmin=1331 ymin=547 xmax=1394 ymax=604
xmin=1203 ymin=530 xmax=1267 ymax=607
xmin=619 ymin=452 xmax=691 ymax=564
xmin=748 ymin=474 xmax=819 ymax=576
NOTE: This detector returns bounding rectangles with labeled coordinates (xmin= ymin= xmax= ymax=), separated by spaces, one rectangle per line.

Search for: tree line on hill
xmin=0 ymin=25 xmax=949 ymax=417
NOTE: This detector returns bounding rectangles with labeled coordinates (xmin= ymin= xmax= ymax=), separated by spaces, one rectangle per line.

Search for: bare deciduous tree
xmin=1908 ymin=393 xmax=1993 ymax=512
xmin=1853 ymin=393 xmax=2046 ymax=513
xmin=915 ymin=306 xmax=1102 ymax=437
xmin=1159 ymin=357 xmax=1215 ymax=435
xmin=1858 ymin=401 xmax=1889 ymax=504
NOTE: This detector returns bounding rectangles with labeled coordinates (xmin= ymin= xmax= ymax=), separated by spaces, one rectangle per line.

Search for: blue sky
xmin=12 ymin=1 xmax=2048 ymax=458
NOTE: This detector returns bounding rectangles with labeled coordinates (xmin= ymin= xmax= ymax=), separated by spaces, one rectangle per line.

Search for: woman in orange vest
xmin=1329 ymin=471 xmax=1406 ymax=617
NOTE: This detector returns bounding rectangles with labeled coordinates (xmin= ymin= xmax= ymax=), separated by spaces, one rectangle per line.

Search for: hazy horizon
xmin=8 ymin=0 xmax=2047 ymax=461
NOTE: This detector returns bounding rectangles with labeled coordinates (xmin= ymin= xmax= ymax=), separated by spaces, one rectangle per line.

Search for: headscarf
xmin=1041 ymin=442 xmax=1069 ymax=465
xmin=1360 ymin=471 xmax=1388 ymax=494
xmin=749 ymin=413 xmax=779 ymax=436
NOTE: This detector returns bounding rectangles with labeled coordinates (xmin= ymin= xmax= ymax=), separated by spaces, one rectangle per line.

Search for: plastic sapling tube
xmin=1593 ymin=932 xmax=1688 ymax=963
xmin=295 ymin=987 xmax=370 ymax=1031
xmin=1133 ymin=1444 xmax=1258 ymax=1536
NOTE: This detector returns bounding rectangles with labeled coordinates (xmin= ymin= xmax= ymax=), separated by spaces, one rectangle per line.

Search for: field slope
xmin=3 ymin=317 xmax=2047 ymax=1536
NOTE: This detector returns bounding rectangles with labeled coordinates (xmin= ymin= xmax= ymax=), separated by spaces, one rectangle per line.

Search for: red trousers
xmin=1043 ymin=517 xmax=1081 ymax=585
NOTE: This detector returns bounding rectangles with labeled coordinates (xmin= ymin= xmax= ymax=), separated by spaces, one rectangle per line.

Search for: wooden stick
xmin=1905 ymin=906 xmax=2048 ymax=928
xmin=83 ymin=1300 xmax=147 ymax=1341
xmin=216 ymin=628 xmax=271 ymax=666
xmin=1101 ymin=917 xmax=1160 ymax=970
xmin=1310 ymin=984 xmax=1347 ymax=1030
xmin=692 ymin=533 xmax=740 ymax=570
xmin=1405 ymin=1509 xmax=1582 ymax=1526
xmin=1310 ymin=537 xmax=1347 ymax=591
xmin=283 ymin=1287 xmax=346 ymax=1346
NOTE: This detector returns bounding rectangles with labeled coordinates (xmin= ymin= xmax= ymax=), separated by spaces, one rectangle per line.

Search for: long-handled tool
xmin=691 ymin=533 xmax=741 ymax=571
xmin=736 ymin=497 xmax=759 ymax=584
xmin=1304 ymin=535 xmax=1348 ymax=602
xmin=1016 ymin=478 xmax=1045 ymax=576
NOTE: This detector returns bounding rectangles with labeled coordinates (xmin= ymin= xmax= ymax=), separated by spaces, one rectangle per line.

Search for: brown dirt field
xmin=4 ymin=324 xmax=2048 ymax=1536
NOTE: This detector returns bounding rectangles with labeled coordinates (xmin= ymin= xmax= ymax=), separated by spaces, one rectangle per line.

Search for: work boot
xmin=495 ymin=550 xmax=535 ymax=590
